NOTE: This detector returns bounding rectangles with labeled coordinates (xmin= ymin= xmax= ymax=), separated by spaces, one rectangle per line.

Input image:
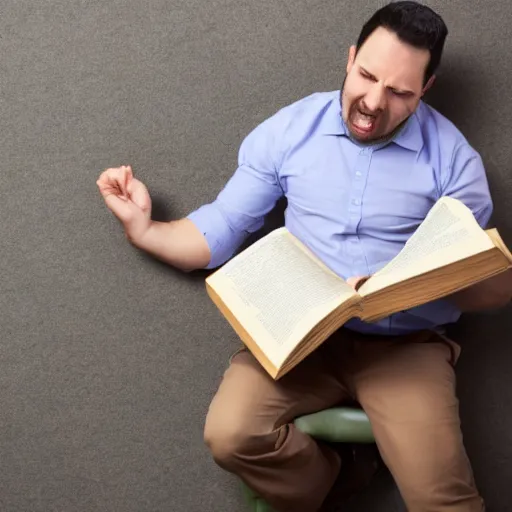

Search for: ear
xmin=421 ymin=74 xmax=436 ymax=96
xmin=346 ymin=45 xmax=357 ymax=74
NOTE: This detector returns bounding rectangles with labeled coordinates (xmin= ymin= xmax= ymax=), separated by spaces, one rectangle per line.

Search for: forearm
xmin=129 ymin=218 xmax=211 ymax=272
xmin=447 ymin=270 xmax=512 ymax=312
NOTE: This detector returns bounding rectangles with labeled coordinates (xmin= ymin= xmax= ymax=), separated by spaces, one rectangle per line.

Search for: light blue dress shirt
xmin=187 ymin=90 xmax=493 ymax=335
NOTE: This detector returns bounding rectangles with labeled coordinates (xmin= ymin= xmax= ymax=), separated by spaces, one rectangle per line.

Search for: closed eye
xmin=360 ymin=70 xmax=377 ymax=82
xmin=359 ymin=67 xmax=414 ymax=96
xmin=389 ymin=88 xmax=414 ymax=98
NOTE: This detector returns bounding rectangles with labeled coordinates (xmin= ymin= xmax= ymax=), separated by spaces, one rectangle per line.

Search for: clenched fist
xmin=96 ymin=165 xmax=152 ymax=242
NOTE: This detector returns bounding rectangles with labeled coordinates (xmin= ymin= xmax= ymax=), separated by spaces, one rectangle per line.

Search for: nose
xmin=363 ymin=83 xmax=386 ymax=113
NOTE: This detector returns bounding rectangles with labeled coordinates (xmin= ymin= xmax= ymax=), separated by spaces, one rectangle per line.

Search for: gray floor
xmin=0 ymin=1 xmax=511 ymax=511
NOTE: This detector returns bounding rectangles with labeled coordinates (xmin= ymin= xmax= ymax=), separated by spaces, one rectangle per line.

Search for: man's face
xmin=341 ymin=27 xmax=433 ymax=143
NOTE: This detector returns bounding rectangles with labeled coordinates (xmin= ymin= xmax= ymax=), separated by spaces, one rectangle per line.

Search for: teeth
xmin=354 ymin=110 xmax=375 ymax=129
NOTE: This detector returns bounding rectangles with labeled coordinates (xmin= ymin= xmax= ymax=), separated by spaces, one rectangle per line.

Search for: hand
xmin=347 ymin=276 xmax=369 ymax=291
xmin=96 ymin=165 xmax=152 ymax=242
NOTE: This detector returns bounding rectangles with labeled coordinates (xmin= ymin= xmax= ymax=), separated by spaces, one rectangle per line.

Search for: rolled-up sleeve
xmin=406 ymin=143 xmax=494 ymax=326
xmin=186 ymin=108 xmax=289 ymax=269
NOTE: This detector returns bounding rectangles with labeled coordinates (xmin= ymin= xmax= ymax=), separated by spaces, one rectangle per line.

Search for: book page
xmin=207 ymin=228 xmax=357 ymax=366
xmin=358 ymin=197 xmax=494 ymax=296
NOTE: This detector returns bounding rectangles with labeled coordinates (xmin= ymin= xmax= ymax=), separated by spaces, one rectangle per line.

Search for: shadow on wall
xmin=424 ymin=58 xmax=477 ymax=126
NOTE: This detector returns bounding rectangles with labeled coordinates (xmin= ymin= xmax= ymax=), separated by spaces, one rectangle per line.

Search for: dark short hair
xmin=356 ymin=1 xmax=448 ymax=83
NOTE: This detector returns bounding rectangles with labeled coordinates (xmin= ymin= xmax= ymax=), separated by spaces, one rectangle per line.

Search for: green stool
xmin=241 ymin=406 xmax=375 ymax=512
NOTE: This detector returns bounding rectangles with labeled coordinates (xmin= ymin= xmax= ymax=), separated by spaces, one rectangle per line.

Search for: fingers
xmin=97 ymin=165 xmax=150 ymax=225
xmin=127 ymin=178 xmax=151 ymax=212
xmin=97 ymin=165 xmax=133 ymax=200
xmin=103 ymin=191 xmax=130 ymax=217
xmin=122 ymin=165 xmax=133 ymax=197
xmin=347 ymin=275 xmax=370 ymax=291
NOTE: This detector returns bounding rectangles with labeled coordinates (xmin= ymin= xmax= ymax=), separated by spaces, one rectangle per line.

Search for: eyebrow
xmin=359 ymin=66 xmax=415 ymax=95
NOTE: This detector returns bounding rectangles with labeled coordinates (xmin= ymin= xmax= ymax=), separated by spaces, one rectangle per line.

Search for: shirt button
xmin=355 ymin=171 xmax=362 ymax=177
xmin=352 ymin=199 xmax=361 ymax=205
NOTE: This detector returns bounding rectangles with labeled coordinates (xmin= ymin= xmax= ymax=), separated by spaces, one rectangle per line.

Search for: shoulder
xmin=252 ymin=90 xmax=337 ymax=130
xmin=416 ymin=101 xmax=479 ymax=161
xmin=240 ymin=91 xmax=339 ymax=160
xmin=415 ymin=103 xmax=492 ymax=226
xmin=257 ymin=90 xmax=339 ymax=132
xmin=282 ymin=90 xmax=340 ymax=114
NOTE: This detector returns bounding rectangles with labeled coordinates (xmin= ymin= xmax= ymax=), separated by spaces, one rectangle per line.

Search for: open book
xmin=205 ymin=197 xmax=512 ymax=379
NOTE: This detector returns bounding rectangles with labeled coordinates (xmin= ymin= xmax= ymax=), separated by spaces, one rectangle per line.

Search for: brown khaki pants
xmin=204 ymin=328 xmax=484 ymax=512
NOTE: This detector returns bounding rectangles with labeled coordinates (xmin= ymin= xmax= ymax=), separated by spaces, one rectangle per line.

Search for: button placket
xmin=348 ymin=149 xmax=371 ymax=224
xmin=346 ymin=148 xmax=372 ymax=265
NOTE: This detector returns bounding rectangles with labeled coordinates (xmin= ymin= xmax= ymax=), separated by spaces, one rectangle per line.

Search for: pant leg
xmin=350 ymin=330 xmax=484 ymax=512
xmin=204 ymin=343 xmax=351 ymax=512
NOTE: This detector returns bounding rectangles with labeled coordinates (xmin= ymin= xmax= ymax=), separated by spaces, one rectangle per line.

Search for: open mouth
xmin=350 ymin=108 xmax=377 ymax=135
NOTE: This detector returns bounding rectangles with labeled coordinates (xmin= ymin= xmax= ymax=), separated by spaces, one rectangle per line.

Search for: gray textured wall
xmin=0 ymin=1 xmax=510 ymax=511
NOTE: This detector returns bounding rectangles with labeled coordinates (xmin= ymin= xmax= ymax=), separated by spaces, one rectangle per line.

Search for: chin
xmin=348 ymin=119 xmax=403 ymax=145
xmin=347 ymin=124 xmax=382 ymax=143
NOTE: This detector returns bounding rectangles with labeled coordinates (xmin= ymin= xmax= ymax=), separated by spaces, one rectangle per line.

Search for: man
xmin=97 ymin=2 xmax=512 ymax=511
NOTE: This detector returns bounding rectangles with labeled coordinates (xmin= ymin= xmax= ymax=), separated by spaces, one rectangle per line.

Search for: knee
xmin=204 ymin=418 xmax=261 ymax=469
xmin=203 ymin=420 xmax=238 ymax=467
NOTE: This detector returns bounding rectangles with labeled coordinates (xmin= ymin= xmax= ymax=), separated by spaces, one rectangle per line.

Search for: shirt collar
xmin=319 ymin=90 xmax=346 ymax=136
xmin=320 ymin=92 xmax=424 ymax=153
xmin=391 ymin=110 xmax=423 ymax=152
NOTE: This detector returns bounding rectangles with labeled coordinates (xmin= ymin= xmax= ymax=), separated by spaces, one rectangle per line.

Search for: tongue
xmin=354 ymin=111 xmax=375 ymax=131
